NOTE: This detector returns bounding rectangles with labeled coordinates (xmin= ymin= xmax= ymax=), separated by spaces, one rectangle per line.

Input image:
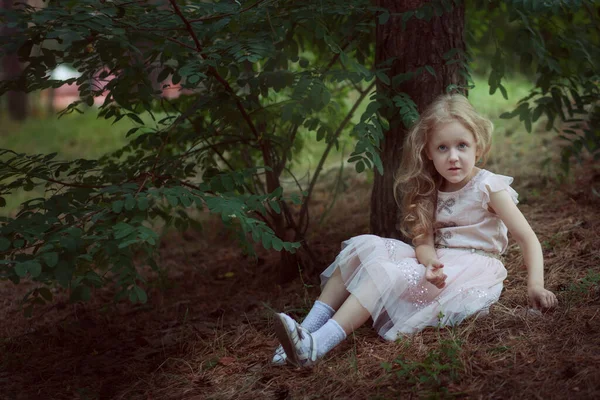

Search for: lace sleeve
xmin=479 ymin=172 xmax=519 ymax=210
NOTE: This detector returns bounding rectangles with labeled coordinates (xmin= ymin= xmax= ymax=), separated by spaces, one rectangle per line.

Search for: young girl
xmin=271 ymin=93 xmax=558 ymax=367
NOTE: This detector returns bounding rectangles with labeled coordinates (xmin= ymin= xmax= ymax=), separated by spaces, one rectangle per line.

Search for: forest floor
xmin=1 ymin=161 xmax=600 ymax=400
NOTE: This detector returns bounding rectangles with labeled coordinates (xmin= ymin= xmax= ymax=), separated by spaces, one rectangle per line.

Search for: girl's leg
xmin=308 ymin=275 xmax=376 ymax=359
xmin=317 ymin=268 xmax=350 ymax=310
xmin=332 ymin=294 xmax=371 ymax=335
xmin=318 ymin=249 xmax=364 ymax=310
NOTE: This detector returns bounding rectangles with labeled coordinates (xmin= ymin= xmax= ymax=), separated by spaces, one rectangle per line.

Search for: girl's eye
xmin=458 ymin=143 xmax=467 ymax=149
xmin=438 ymin=145 xmax=447 ymax=151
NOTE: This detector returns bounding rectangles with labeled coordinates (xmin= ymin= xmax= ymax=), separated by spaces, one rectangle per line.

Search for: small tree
xmin=0 ymin=0 xmax=386 ymax=312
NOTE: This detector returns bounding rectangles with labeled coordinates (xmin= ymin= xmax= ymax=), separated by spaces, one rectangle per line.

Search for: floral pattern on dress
xmin=437 ymin=198 xmax=456 ymax=214
xmin=434 ymin=221 xmax=457 ymax=246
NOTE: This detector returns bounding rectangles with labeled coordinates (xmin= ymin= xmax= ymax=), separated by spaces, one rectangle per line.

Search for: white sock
xmin=313 ymin=319 xmax=347 ymax=358
xmin=301 ymin=300 xmax=335 ymax=332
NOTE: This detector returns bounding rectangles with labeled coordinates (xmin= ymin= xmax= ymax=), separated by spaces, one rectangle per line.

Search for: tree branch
xmin=165 ymin=37 xmax=197 ymax=51
xmin=169 ymin=0 xmax=203 ymax=52
xmin=187 ymin=0 xmax=269 ymax=23
xmin=298 ymin=80 xmax=376 ymax=234
xmin=169 ymin=0 xmax=261 ymax=141
xmin=39 ymin=177 xmax=105 ymax=190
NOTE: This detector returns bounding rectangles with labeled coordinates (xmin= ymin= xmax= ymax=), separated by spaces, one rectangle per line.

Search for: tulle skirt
xmin=320 ymin=235 xmax=507 ymax=340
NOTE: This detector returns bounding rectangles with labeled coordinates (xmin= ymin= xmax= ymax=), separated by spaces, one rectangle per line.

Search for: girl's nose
xmin=448 ymin=149 xmax=459 ymax=161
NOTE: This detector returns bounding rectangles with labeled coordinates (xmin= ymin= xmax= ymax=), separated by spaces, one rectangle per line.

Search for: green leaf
xmin=378 ymin=10 xmax=390 ymax=25
xmin=356 ymin=160 xmax=365 ymax=173
xmin=127 ymin=113 xmax=144 ymax=125
xmin=129 ymin=289 xmax=138 ymax=303
xmin=126 ymin=127 xmax=139 ymax=137
xmin=323 ymin=35 xmax=340 ymax=54
xmin=498 ymin=83 xmax=508 ymax=100
xmin=112 ymin=200 xmax=124 ymax=214
xmin=0 ymin=197 xmax=5 ymax=207
xmin=133 ymin=285 xmax=147 ymax=304
xmin=15 ymin=263 xmax=28 ymax=278
xmin=125 ymin=196 xmax=136 ymax=211
xmin=376 ymin=71 xmax=390 ymax=86
xmin=167 ymin=195 xmax=179 ymax=207
xmin=0 ymin=237 xmax=10 ymax=252
xmin=424 ymin=65 xmax=436 ymax=77
xmin=29 ymin=261 xmax=42 ymax=278
xmin=118 ymin=239 xmax=139 ymax=249
xmin=42 ymin=252 xmax=59 ymax=268
xmin=262 ymin=233 xmax=272 ymax=250
xmin=290 ymin=193 xmax=302 ymax=205
xmin=114 ymin=222 xmax=135 ymax=239
xmin=137 ymin=197 xmax=149 ymax=211
xmin=271 ymin=201 xmax=281 ymax=214
xmin=272 ymin=237 xmax=283 ymax=251
xmin=13 ymin=260 xmax=42 ymax=278
xmin=180 ymin=195 xmax=193 ymax=207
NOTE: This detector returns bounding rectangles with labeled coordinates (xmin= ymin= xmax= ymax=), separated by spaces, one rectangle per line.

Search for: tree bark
xmin=371 ymin=0 xmax=465 ymax=238
xmin=1 ymin=0 xmax=28 ymax=120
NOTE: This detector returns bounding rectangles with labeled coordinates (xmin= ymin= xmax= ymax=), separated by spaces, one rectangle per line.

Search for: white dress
xmin=320 ymin=169 xmax=519 ymax=340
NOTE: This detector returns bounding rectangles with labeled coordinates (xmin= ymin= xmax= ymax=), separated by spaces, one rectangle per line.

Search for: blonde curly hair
xmin=393 ymin=93 xmax=493 ymax=243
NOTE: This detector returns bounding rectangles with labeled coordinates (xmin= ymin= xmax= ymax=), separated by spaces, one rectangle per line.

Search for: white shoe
xmin=271 ymin=345 xmax=287 ymax=366
xmin=273 ymin=313 xmax=318 ymax=367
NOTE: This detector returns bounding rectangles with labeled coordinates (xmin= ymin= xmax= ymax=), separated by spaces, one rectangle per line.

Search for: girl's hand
xmin=425 ymin=261 xmax=446 ymax=289
xmin=528 ymin=285 xmax=558 ymax=310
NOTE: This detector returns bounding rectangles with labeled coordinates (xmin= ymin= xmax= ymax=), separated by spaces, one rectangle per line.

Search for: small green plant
xmin=383 ymin=331 xmax=463 ymax=397
xmin=564 ymin=269 xmax=600 ymax=304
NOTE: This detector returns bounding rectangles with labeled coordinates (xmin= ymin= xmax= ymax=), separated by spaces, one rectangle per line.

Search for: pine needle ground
xmin=1 ymin=160 xmax=599 ymax=400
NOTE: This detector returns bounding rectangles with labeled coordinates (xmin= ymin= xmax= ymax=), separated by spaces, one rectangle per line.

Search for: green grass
xmin=0 ymin=111 xmax=136 ymax=215
xmin=0 ymin=111 xmax=135 ymax=160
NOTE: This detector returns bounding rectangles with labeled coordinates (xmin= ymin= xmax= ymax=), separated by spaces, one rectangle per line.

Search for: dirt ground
xmin=1 ymin=162 xmax=600 ymax=400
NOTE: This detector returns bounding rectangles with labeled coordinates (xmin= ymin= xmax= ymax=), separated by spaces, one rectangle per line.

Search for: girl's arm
xmin=415 ymin=231 xmax=447 ymax=288
xmin=488 ymin=189 xmax=558 ymax=309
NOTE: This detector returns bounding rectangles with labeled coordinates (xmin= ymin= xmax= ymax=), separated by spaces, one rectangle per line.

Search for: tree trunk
xmin=1 ymin=0 xmax=28 ymax=120
xmin=371 ymin=0 xmax=465 ymax=238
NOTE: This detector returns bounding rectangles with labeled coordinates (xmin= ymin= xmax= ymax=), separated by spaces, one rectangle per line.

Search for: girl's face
xmin=426 ymin=120 xmax=479 ymax=192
